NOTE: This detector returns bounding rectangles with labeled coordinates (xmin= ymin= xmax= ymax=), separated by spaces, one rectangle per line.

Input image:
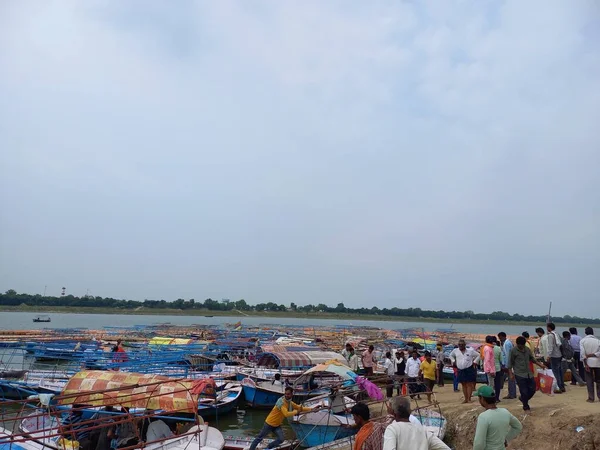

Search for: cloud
xmin=1 ymin=0 xmax=599 ymax=317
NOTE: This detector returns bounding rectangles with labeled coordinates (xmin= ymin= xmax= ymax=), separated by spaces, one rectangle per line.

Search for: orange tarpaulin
xmin=58 ymin=370 xmax=216 ymax=413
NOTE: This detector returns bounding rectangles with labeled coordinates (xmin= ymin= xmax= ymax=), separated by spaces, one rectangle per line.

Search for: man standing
xmin=580 ymin=327 xmax=600 ymax=403
xmin=419 ymin=351 xmax=436 ymax=403
xmin=249 ymin=387 xmax=317 ymax=450
xmin=492 ymin=338 xmax=503 ymax=401
xmin=382 ymin=351 xmax=396 ymax=398
xmin=561 ymin=331 xmax=585 ymax=386
xmin=473 ymin=385 xmax=522 ymax=450
xmin=498 ymin=332 xmax=516 ymax=400
xmin=546 ymin=322 xmax=566 ymax=393
xmin=449 ymin=340 xmax=480 ymax=403
xmin=343 ymin=344 xmax=359 ymax=372
xmin=383 ymin=396 xmax=449 ymax=450
xmin=522 ymin=332 xmax=535 ymax=356
xmin=350 ymin=402 xmax=393 ymax=450
xmin=362 ymin=345 xmax=376 ymax=377
xmin=535 ymin=328 xmax=548 ymax=360
xmin=406 ymin=350 xmax=422 ymax=400
xmin=482 ymin=336 xmax=496 ymax=388
xmin=569 ymin=328 xmax=585 ymax=384
xmin=393 ymin=351 xmax=406 ymax=396
xmin=508 ymin=336 xmax=546 ymax=411
xmin=434 ymin=344 xmax=445 ymax=387
xmin=342 ymin=342 xmax=353 ymax=362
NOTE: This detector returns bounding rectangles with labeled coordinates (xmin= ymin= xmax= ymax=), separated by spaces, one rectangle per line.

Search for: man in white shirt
xmin=546 ymin=322 xmax=566 ymax=392
xmin=383 ymin=396 xmax=449 ymax=450
xmin=449 ymin=339 xmax=480 ymax=404
xmin=146 ymin=419 xmax=173 ymax=443
xmin=382 ymin=351 xmax=395 ymax=398
xmin=535 ymin=328 xmax=549 ymax=359
xmin=580 ymin=327 xmax=600 ymax=403
xmin=405 ymin=350 xmax=422 ymax=400
xmin=271 ymin=373 xmax=284 ymax=386
xmin=342 ymin=344 xmax=360 ymax=372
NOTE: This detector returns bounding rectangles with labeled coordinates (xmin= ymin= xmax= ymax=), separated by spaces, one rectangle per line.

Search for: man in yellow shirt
xmin=419 ymin=351 xmax=437 ymax=403
xmin=250 ymin=387 xmax=318 ymax=450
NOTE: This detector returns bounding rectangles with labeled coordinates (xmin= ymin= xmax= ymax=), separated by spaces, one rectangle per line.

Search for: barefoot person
xmin=249 ymin=387 xmax=318 ymax=450
xmin=450 ymin=339 xmax=480 ymax=403
xmin=473 ymin=385 xmax=522 ymax=450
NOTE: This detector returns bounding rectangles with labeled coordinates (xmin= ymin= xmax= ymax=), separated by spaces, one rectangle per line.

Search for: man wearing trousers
xmin=509 ymin=336 xmax=547 ymax=411
xmin=580 ymin=327 xmax=600 ymax=403
xmin=546 ymin=322 xmax=566 ymax=393
xmin=498 ymin=332 xmax=516 ymax=399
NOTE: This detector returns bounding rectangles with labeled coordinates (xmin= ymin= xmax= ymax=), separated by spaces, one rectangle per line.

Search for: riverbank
xmin=433 ymin=383 xmax=600 ymax=449
xmin=0 ymin=304 xmax=591 ymax=327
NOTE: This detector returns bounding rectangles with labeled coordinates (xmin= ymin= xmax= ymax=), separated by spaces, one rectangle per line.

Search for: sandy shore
xmin=427 ymin=382 xmax=600 ymax=449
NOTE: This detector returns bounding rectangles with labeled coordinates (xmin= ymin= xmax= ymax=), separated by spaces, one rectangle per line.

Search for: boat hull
xmin=288 ymin=423 xmax=355 ymax=448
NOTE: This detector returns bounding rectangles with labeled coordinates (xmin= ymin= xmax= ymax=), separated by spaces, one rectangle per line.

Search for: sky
xmin=1 ymin=1 xmax=599 ymax=318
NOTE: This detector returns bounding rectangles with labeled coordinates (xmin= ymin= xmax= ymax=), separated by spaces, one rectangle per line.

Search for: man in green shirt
xmin=473 ymin=385 xmax=522 ymax=450
xmin=508 ymin=336 xmax=546 ymax=411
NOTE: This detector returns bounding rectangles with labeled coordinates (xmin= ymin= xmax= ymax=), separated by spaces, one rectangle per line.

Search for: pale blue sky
xmin=1 ymin=1 xmax=599 ymax=317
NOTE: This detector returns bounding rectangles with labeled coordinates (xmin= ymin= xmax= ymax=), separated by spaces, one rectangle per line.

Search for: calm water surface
xmin=0 ymin=311 xmax=559 ymax=335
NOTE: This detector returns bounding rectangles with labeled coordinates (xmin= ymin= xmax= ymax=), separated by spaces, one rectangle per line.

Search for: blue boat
xmin=289 ymin=410 xmax=356 ymax=448
xmin=198 ymin=384 xmax=242 ymax=417
xmin=241 ymin=378 xmax=284 ymax=408
xmin=240 ymin=378 xmax=328 ymax=408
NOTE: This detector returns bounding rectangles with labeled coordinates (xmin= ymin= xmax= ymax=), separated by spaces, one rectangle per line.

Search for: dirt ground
xmin=425 ymin=382 xmax=600 ymax=450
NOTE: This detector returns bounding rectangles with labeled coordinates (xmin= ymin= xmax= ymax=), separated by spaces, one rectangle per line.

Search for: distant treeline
xmin=1 ymin=289 xmax=599 ymax=324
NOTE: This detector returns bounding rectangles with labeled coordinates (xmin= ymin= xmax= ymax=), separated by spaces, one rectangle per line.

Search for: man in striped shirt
xmin=61 ymin=405 xmax=92 ymax=450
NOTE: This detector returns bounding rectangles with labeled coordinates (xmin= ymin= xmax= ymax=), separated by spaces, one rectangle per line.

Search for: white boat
xmin=1 ymin=426 xmax=48 ymax=450
xmin=19 ymin=411 xmax=225 ymax=450
xmin=146 ymin=424 xmax=224 ymax=450
xmin=224 ymin=436 xmax=297 ymax=450
xmin=411 ymin=408 xmax=447 ymax=440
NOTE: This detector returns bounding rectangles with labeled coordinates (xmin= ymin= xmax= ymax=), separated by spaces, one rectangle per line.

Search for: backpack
xmin=559 ymin=336 xmax=574 ymax=360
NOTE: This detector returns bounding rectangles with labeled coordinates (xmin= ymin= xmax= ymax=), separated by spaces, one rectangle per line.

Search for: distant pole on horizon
xmin=43 ymin=285 xmax=47 ymax=296
xmin=547 ymin=302 xmax=552 ymax=323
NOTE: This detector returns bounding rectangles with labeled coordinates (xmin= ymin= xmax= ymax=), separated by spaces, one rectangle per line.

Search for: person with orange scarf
xmin=350 ymin=402 xmax=394 ymax=450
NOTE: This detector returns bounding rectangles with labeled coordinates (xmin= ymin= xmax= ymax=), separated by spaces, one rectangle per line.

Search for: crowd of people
xmin=337 ymin=324 xmax=600 ymax=449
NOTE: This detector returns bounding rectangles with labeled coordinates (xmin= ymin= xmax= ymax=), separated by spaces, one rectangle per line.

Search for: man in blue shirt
xmin=498 ymin=332 xmax=516 ymax=399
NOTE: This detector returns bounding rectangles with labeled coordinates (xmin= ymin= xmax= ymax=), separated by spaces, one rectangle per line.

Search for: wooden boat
xmin=198 ymin=383 xmax=242 ymax=417
xmin=33 ymin=316 xmax=51 ymax=323
xmin=19 ymin=412 xmax=225 ymax=450
xmin=301 ymin=410 xmax=447 ymax=450
xmin=1 ymin=426 xmax=47 ymax=450
xmin=240 ymin=378 xmax=329 ymax=408
xmin=234 ymin=367 xmax=303 ymax=383
xmin=411 ymin=408 xmax=447 ymax=440
xmin=147 ymin=424 xmax=225 ymax=450
xmin=289 ymin=410 xmax=356 ymax=448
xmin=224 ymin=436 xmax=297 ymax=450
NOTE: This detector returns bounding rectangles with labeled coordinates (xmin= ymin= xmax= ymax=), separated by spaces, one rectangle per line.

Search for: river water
xmin=0 ymin=311 xmax=558 ymax=335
